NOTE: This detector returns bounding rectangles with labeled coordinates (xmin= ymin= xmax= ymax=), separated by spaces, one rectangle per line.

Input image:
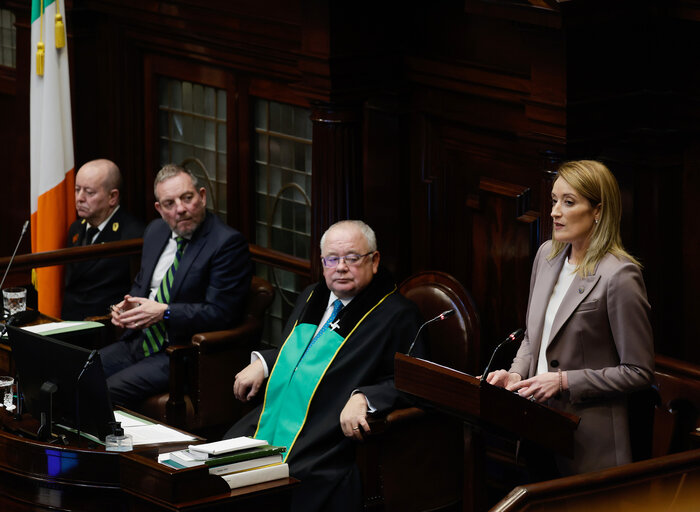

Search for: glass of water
xmin=0 ymin=376 xmax=14 ymax=410
xmin=2 ymin=287 xmax=27 ymax=317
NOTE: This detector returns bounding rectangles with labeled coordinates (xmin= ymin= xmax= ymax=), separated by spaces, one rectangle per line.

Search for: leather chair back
xmin=399 ymin=270 xmax=480 ymax=374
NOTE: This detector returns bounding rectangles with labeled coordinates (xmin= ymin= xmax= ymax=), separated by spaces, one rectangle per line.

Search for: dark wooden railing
xmin=0 ymin=240 xmax=310 ymax=277
xmin=490 ymin=448 xmax=700 ymax=511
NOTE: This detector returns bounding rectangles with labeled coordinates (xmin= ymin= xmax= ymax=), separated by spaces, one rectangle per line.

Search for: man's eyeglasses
xmin=321 ymin=252 xmax=374 ymax=268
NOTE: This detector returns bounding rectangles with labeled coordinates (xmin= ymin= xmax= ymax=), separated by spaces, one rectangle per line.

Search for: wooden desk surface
xmin=0 ymin=408 xmax=297 ymax=511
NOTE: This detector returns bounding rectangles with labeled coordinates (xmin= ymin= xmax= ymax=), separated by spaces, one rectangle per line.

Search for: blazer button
xmin=550 ymin=360 xmax=559 ymax=368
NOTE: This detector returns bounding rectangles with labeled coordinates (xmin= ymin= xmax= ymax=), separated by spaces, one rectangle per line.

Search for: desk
xmin=0 ymin=409 xmax=297 ymax=511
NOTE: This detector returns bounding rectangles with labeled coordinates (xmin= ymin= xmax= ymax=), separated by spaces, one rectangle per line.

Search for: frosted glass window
xmin=253 ymin=99 xmax=312 ymax=259
xmin=0 ymin=9 xmax=16 ymax=68
xmin=158 ymin=77 xmax=227 ymax=222
xmin=254 ymin=99 xmax=312 ymax=347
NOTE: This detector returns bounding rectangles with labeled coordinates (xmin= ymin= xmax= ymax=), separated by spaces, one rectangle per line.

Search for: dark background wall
xmin=1 ymin=0 xmax=698 ymax=367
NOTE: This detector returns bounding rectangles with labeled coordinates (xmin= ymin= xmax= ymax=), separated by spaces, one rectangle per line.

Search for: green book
xmin=204 ymin=445 xmax=287 ymax=467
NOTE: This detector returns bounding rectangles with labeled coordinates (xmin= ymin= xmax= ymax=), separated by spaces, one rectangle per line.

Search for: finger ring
xmin=529 ymin=395 xmax=536 ymax=402
xmin=352 ymin=427 xmax=359 ymax=431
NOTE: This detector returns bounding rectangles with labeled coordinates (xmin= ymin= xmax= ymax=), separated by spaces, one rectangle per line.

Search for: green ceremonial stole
xmin=253 ymin=309 xmax=345 ymax=458
xmin=253 ymin=285 xmax=394 ymax=460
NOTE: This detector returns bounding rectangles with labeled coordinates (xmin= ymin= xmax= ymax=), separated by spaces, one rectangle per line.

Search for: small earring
xmin=595 ymin=219 xmax=599 ymax=224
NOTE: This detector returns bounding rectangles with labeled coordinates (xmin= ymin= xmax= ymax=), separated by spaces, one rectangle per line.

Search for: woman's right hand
xmin=486 ymin=370 xmax=522 ymax=389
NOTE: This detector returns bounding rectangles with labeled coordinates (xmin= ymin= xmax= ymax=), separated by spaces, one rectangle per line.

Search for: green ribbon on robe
xmin=254 ymin=316 xmax=347 ymax=460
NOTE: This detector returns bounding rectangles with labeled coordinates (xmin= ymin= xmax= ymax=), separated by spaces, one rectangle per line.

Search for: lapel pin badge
xmin=329 ymin=321 xmax=340 ymax=331
xmin=578 ymin=287 xmax=585 ymax=294
xmin=112 ymin=222 xmax=119 ymax=232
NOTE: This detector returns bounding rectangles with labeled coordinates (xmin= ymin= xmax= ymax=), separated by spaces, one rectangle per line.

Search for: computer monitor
xmin=6 ymin=325 xmax=115 ymax=441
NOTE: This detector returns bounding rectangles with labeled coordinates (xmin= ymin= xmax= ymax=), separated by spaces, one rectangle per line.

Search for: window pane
xmin=0 ymin=9 xmax=16 ymax=69
xmin=157 ymin=77 xmax=227 ymax=222
xmin=254 ymin=264 xmax=310 ymax=347
xmin=253 ymin=99 xmax=312 ymax=346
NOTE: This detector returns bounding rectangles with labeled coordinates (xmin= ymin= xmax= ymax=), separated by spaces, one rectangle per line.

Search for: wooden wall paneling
xmin=599 ymin=142 xmax=688 ymax=362
xmin=468 ymin=178 xmax=539 ymax=370
xmin=362 ymin=95 xmax=412 ymax=283
xmin=682 ymin=143 xmax=700 ymax=364
xmin=309 ymin=104 xmax=363 ymax=279
xmin=1 ymin=1 xmax=31 ymax=275
xmin=81 ymin=0 xmax=302 ymax=82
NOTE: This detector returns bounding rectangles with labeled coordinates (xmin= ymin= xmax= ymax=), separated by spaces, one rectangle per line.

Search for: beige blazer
xmin=510 ymin=240 xmax=655 ymax=475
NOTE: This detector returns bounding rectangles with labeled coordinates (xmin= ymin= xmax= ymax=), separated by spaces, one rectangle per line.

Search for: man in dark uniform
xmin=62 ymin=159 xmax=144 ymax=320
xmin=227 ymin=220 xmax=424 ymax=512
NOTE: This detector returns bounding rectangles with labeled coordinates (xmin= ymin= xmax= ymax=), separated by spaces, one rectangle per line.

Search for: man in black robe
xmin=226 ymin=220 xmax=424 ymax=512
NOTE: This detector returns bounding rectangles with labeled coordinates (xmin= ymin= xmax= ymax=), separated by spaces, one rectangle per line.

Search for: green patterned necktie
xmin=142 ymin=236 xmax=187 ymax=357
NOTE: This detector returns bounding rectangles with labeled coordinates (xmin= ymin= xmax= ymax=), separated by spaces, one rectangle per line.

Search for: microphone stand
xmin=480 ymin=328 xmax=525 ymax=383
xmin=75 ymin=350 xmax=97 ymax=445
xmin=407 ymin=309 xmax=455 ymax=356
xmin=1 ymin=221 xmax=29 ymax=320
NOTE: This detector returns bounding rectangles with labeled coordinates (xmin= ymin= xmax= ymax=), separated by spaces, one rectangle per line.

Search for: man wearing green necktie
xmin=101 ymin=164 xmax=251 ymax=407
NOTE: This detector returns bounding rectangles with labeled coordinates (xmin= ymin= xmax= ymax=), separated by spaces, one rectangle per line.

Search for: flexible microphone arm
xmin=1 ymin=221 xmax=29 ymax=316
xmin=480 ymin=328 xmax=525 ymax=383
xmin=407 ymin=309 xmax=455 ymax=356
xmin=75 ymin=350 xmax=97 ymax=445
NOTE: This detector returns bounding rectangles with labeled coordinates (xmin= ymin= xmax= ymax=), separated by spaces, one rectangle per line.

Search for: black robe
xmin=226 ymin=267 xmax=424 ymax=512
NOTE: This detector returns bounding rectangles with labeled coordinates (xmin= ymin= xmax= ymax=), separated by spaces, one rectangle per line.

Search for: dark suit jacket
xmin=510 ymin=240 xmax=655 ymax=475
xmin=62 ymin=207 xmax=145 ymax=320
xmin=120 ymin=211 xmax=251 ymax=346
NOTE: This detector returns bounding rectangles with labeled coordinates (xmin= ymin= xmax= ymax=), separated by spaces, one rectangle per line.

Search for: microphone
xmin=407 ymin=309 xmax=455 ymax=356
xmin=480 ymin=328 xmax=525 ymax=382
xmin=1 ymin=221 xmax=29 ymax=316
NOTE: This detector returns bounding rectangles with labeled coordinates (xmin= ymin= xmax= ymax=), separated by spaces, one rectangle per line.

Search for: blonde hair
xmin=549 ymin=160 xmax=640 ymax=276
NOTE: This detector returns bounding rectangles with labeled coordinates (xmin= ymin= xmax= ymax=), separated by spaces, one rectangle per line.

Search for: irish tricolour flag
xmin=30 ymin=0 xmax=76 ymax=318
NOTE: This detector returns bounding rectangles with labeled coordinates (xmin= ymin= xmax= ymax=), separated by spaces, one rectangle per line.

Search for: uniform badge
xmin=81 ymin=219 xmax=86 ymax=224
xmin=112 ymin=222 xmax=119 ymax=232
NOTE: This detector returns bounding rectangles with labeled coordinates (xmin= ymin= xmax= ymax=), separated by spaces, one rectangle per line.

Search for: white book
xmin=219 ymin=463 xmax=289 ymax=490
xmin=168 ymin=449 xmax=206 ymax=468
xmin=188 ymin=437 xmax=268 ymax=460
xmin=208 ymin=454 xmax=284 ymax=476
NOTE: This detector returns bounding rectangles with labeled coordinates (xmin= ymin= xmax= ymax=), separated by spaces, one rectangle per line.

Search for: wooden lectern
xmin=394 ymin=353 xmax=579 ymax=512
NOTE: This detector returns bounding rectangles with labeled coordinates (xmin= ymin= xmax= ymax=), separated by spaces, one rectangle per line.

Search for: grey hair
xmin=153 ymin=164 xmax=200 ymax=200
xmin=320 ymin=220 xmax=377 ymax=254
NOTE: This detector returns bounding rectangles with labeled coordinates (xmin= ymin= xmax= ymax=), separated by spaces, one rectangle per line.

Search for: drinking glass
xmin=0 ymin=376 xmax=14 ymax=410
xmin=3 ymin=287 xmax=27 ymax=316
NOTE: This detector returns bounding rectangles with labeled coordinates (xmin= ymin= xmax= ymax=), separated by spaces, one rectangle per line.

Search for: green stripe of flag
xmin=31 ymin=0 xmax=59 ymax=24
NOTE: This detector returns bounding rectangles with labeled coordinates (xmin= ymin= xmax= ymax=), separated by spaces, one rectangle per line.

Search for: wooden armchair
xmin=650 ymin=354 xmax=700 ymax=458
xmin=358 ymin=271 xmax=480 ymax=511
xmin=137 ymin=276 xmax=274 ymax=439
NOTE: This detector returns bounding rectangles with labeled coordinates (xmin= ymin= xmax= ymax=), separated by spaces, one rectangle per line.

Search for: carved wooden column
xmin=309 ymin=104 xmax=363 ymax=277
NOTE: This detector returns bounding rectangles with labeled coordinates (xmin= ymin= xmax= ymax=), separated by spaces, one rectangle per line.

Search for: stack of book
xmin=158 ymin=437 xmax=288 ymax=489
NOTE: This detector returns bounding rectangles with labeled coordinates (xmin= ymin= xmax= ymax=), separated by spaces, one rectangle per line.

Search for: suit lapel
xmin=526 ymin=248 xmax=567 ymax=368
xmin=547 ymin=264 xmax=601 ymax=349
xmin=141 ymin=226 xmax=172 ymax=293
xmin=169 ymin=213 xmax=212 ymax=300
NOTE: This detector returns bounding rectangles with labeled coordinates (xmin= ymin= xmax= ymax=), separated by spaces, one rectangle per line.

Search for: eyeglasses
xmin=321 ymin=252 xmax=374 ymax=268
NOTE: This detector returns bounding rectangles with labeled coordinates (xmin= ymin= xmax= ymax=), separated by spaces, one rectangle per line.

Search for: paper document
xmin=114 ymin=410 xmax=196 ymax=445
xmin=22 ymin=321 xmax=103 ymax=335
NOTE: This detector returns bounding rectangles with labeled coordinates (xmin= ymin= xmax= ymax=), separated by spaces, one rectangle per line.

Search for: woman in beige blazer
xmin=487 ymin=160 xmax=655 ymax=475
